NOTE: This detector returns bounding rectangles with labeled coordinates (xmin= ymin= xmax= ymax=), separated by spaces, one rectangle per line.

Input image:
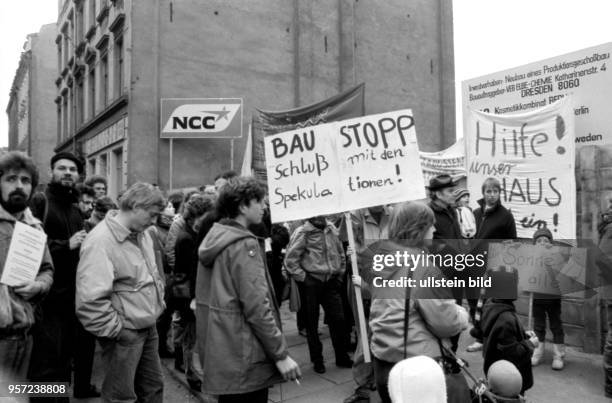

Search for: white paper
xmin=0 ymin=221 xmax=47 ymax=287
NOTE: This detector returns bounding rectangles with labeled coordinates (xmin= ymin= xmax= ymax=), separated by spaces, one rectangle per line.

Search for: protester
xmin=146 ymin=204 xmax=175 ymax=359
xmin=173 ymin=194 xmax=215 ymax=391
xmin=83 ymin=196 xmax=117 ymax=232
xmin=28 ymin=152 xmax=100 ymax=400
xmin=197 ymin=176 xmax=300 ymax=401
xmin=267 ymin=223 xmax=290 ymax=305
xmin=468 ymin=177 xmax=517 ymax=353
xmin=76 ymin=182 xmax=166 ymax=403
xmin=285 ymin=215 xmax=352 ymax=374
xmin=387 ymin=356 xmax=447 ymax=403
xmin=84 ymin=175 xmax=107 ymax=199
xmin=361 ymin=201 xmax=470 ymax=403
xmin=0 ymin=152 xmax=54 ymax=384
xmin=481 ymin=269 xmax=537 ymax=395
xmin=598 ymin=206 xmax=612 ymax=398
xmin=531 ymin=226 xmax=566 ymax=370
xmin=343 ymin=205 xmax=391 ymax=403
xmin=213 ymin=170 xmax=238 ymax=192
xmin=453 ymin=188 xmax=476 ymax=239
xmin=76 ymin=184 xmax=95 ymax=219
xmin=427 ymin=174 xmax=466 ymax=353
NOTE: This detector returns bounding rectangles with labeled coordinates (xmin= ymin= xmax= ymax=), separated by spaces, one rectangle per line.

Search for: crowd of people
xmin=0 ymin=150 xmax=610 ymax=402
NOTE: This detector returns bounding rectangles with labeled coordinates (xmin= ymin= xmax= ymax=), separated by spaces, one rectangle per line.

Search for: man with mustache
xmin=29 ymin=152 xmax=100 ymax=400
xmin=0 ymin=152 xmax=54 ymax=384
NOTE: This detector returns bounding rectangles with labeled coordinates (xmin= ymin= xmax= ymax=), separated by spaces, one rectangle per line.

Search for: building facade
xmin=7 ymin=24 xmax=58 ymax=184
xmin=54 ymin=0 xmax=455 ymax=194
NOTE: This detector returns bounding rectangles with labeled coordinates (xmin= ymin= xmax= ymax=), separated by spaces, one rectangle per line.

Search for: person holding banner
xmin=342 ymin=205 xmax=391 ymax=403
xmin=0 ymin=152 xmax=54 ymax=384
xmin=530 ymin=227 xmax=566 ymax=370
xmin=284 ymin=215 xmax=352 ymax=374
xmin=469 ymin=177 xmax=517 ymax=353
xmin=366 ymin=201 xmax=470 ymax=403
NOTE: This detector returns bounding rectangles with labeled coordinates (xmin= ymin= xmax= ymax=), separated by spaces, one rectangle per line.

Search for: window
xmin=89 ymin=158 xmax=96 ymax=175
xmin=99 ymin=153 xmax=107 ymax=177
xmin=89 ymin=0 xmax=96 ymax=27
xmin=76 ymin=4 xmax=84 ymax=43
xmin=112 ymin=146 xmax=124 ymax=196
xmin=76 ymin=75 xmax=84 ymax=127
xmin=62 ymin=95 xmax=68 ymax=140
xmin=57 ymin=104 xmax=61 ymax=144
xmin=88 ymin=65 xmax=96 ymax=119
xmin=114 ymin=36 xmax=123 ymax=97
xmin=57 ymin=42 xmax=62 ymax=72
xmin=62 ymin=27 xmax=69 ymax=68
xmin=101 ymin=53 xmax=108 ymax=107
xmin=68 ymin=85 xmax=73 ymax=136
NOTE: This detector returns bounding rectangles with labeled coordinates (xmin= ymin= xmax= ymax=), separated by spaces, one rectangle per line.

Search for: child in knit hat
xmin=453 ymin=188 xmax=476 ymax=239
xmin=531 ymin=226 xmax=566 ymax=370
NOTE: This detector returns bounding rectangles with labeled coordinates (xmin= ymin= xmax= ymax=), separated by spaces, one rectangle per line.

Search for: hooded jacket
xmin=481 ymin=300 xmax=533 ymax=393
xmin=284 ymin=221 xmax=346 ymax=282
xmin=196 ymin=221 xmax=288 ymax=395
xmin=0 ymin=206 xmax=53 ymax=332
xmin=368 ymin=241 xmax=469 ymax=363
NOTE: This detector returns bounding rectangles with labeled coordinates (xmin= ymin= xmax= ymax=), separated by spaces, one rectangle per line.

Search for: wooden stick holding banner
xmin=527 ymin=291 xmax=534 ymax=330
xmin=344 ymin=212 xmax=371 ymax=363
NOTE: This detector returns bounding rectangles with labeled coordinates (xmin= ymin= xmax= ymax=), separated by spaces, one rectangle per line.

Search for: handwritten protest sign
xmin=465 ymin=98 xmax=576 ymax=239
xmin=264 ymin=110 xmax=425 ymax=223
xmin=487 ymin=242 xmax=587 ymax=296
xmin=0 ymin=222 xmax=47 ymax=287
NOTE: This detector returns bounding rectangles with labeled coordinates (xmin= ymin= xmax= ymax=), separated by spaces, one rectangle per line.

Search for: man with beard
xmin=76 ymin=184 xmax=95 ymax=220
xmin=0 ymin=152 xmax=54 ymax=384
xmin=29 ymin=152 xmax=100 ymax=400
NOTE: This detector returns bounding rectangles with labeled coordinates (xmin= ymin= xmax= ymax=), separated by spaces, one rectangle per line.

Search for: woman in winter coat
xmin=353 ymin=201 xmax=469 ymax=403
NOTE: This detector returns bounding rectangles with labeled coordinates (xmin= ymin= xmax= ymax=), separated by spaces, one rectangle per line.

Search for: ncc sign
xmin=160 ymin=98 xmax=242 ymax=139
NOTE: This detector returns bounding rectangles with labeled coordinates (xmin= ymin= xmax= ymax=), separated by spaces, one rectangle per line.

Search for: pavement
xmin=75 ymin=303 xmax=610 ymax=403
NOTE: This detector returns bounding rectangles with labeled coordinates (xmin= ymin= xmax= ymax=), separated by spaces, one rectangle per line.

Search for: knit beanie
xmin=487 ymin=360 xmax=523 ymax=398
xmin=388 ymin=356 xmax=446 ymax=403
xmin=453 ymin=188 xmax=470 ymax=202
xmin=532 ymin=227 xmax=553 ymax=244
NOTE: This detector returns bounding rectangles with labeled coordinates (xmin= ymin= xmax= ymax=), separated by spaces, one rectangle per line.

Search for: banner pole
xmin=169 ymin=138 xmax=174 ymax=190
xmin=528 ymin=291 xmax=534 ymax=330
xmin=344 ymin=212 xmax=371 ymax=363
xmin=230 ymin=139 xmax=235 ymax=171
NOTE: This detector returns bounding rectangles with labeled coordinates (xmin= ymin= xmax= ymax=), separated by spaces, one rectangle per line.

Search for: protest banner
xmin=487 ymin=242 xmax=587 ymax=297
xmin=465 ymin=98 xmax=576 ymax=239
xmin=264 ymin=109 xmax=426 ymax=223
xmin=462 ymin=42 xmax=612 ymax=147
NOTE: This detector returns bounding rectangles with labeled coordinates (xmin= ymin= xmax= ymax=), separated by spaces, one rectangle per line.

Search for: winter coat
xmin=481 ymin=300 xmax=534 ymax=393
xmin=0 ymin=206 xmax=53 ymax=332
xmin=473 ymin=199 xmax=517 ymax=253
xmin=43 ymin=183 xmax=84 ymax=308
xmin=75 ymin=211 xmax=166 ymax=338
xmin=598 ymin=222 xmax=612 ymax=299
xmin=429 ymin=199 xmax=463 ymax=250
xmin=368 ymin=241 xmax=469 ymax=363
xmin=164 ymin=216 xmax=186 ymax=271
xmin=196 ymin=221 xmax=288 ymax=395
xmin=174 ymin=225 xmax=198 ymax=302
xmin=284 ymin=221 xmax=346 ymax=282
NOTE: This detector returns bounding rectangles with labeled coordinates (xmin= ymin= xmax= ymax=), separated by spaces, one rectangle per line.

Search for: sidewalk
xmin=164 ymin=303 xmax=611 ymax=403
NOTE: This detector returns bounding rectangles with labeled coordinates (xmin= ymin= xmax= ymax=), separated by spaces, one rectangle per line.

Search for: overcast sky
xmin=1 ymin=1 xmax=612 ymax=148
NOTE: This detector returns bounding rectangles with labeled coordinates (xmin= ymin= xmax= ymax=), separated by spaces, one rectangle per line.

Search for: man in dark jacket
xmin=28 ymin=152 xmax=99 ymax=399
xmin=196 ymin=176 xmax=300 ymax=402
xmin=427 ymin=174 xmax=465 ymax=352
xmin=469 ymin=177 xmax=517 ymax=352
